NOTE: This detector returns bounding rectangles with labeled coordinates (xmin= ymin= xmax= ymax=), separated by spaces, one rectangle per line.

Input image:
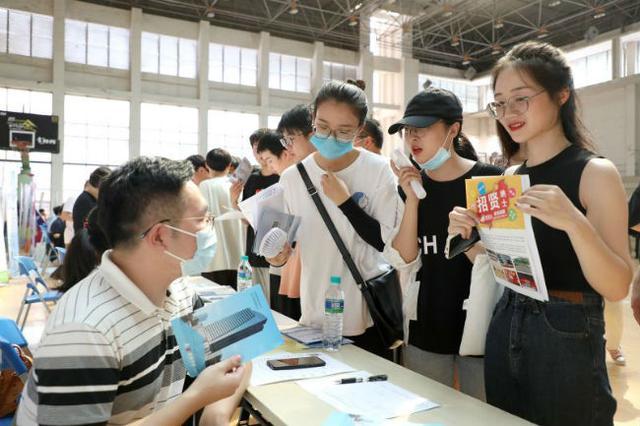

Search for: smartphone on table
xmin=266 ymin=356 xmax=326 ymax=370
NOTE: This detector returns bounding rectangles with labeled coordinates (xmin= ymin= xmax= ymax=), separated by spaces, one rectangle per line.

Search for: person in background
xmin=59 ymin=208 xmax=109 ymax=293
xmin=61 ymin=196 xmax=75 ymax=246
xmin=230 ymin=129 xmax=280 ymax=295
xmin=48 ymin=205 xmax=66 ymax=248
xmin=72 ymin=166 xmax=111 ymax=235
xmin=17 ymin=157 xmax=250 ymax=425
xmin=200 ymin=148 xmax=244 ymax=288
xmin=186 ymin=154 xmax=211 ymax=186
xmin=255 ymin=130 xmax=301 ymax=319
xmin=354 ymin=118 xmax=384 ymax=155
xmin=277 ymin=105 xmax=317 ymax=163
xmin=229 ymin=156 xmax=240 ymax=176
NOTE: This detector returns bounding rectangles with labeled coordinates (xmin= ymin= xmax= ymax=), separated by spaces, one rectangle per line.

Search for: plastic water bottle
xmin=237 ymin=255 xmax=253 ymax=292
xmin=323 ymin=276 xmax=344 ymax=351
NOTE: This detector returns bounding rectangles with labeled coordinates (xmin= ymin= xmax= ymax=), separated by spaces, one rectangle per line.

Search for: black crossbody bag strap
xmin=296 ymin=163 xmax=366 ymax=288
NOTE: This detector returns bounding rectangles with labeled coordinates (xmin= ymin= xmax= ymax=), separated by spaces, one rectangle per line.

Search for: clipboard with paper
xmin=465 ymin=175 xmax=549 ymax=301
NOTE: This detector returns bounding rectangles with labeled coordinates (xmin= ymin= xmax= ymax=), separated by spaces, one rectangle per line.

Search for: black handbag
xmin=297 ymin=163 xmax=404 ymax=349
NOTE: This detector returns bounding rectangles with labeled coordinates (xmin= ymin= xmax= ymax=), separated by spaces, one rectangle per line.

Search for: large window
xmin=63 ymin=95 xmax=129 ymax=200
xmin=269 ymin=53 xmax=311 ymax=93
xmin=372 ymin=107 xmax=403 ymax=157
xmin=418 ymin=74 xmax=481 ymax=113
xmin=209 ymin=43 xmax=257 ymax=86
xmin=622 ymin=32 xmax=640 ymax=77
xmin=369 ymin=11 xmax=402 ymax=59
xmin=268 ymin=115 xmax=281 ymax=130
xmin=141 ymin=32 xmax=197 ymax=78
xmin=566 ymin=42 xmax=612 ymax=88
xmin=0 ymin=8 xmax=52 ymax=59
xmin=64 ymin=20 xmax=129 ymax=69
xmin=323 ymin=61 xmax=357 ymax=83
xmin=141 ymin=103 xmax=198 ymax=160
xmin=0 ymin=88 xmax=53 ymax=210
xmin=208 ymin=110 xmax=259 ymax=161
xmin=373 ymin=71 xmax=402 ymax=105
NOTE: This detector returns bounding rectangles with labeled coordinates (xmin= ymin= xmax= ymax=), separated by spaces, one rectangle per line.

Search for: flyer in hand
xmin=465 ymin=175 xmax=548 ymax=301
xmin=172 ymin=286 xmax=284 ymax=377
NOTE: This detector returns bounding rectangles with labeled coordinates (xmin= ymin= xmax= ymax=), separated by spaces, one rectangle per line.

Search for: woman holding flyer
xmin=448 ymin=41 xmax=633 ymax=426
xmin=386 ymin=87 xmax=502 ymax=399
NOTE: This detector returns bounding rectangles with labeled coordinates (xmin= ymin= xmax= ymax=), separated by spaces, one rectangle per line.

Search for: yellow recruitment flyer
xmin=466 ymin=175 xmax=549 ymax=301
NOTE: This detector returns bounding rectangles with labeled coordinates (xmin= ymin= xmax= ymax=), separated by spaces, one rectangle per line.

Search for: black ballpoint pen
xmin=336 ymin=374 xmax=388 ymax=384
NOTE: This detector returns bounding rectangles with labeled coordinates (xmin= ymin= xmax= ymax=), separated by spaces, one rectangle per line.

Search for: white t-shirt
xmin=62 ymin=196 xmax=75 ymax=244
xmin=279 ymin=150 xmax=402 ymax=336
xmin=199 ymin=177 xmax=245 ymax=272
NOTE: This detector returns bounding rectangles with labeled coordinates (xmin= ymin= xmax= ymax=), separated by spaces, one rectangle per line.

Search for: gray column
xmin=612 ymin=36 xmax=621 ymax=80
xmin=198 ymin=20 xmax=209 ymax=156
xmin=129 ymin=8 xmax=142 ymax=160
xmin=257 ymin=31 xmax=270 ymax=128
xmin=51 ymin=0 xmax=65 ymax=206
xmin=311 ymin=41 xmax=324 ymax=95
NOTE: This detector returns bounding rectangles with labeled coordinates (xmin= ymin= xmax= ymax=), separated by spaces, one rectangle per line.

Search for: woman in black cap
xmin=386 ymin=87 xmax=502 ymax=400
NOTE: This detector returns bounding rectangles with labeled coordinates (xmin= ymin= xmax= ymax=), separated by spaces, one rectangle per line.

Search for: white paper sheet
xmin=238 ymin=183 xmax=285 ymax=229
xmin=250 ymin=352 xmax=356 ymax=387
xmin=297 ymin=371 xmax=439 ymax=419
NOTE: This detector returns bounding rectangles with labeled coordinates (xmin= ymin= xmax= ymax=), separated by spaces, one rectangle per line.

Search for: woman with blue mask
xmin=385 ymin=87 xmax=502 ymax=400
xmin=266 ymin=80 xmax=402 ymax=358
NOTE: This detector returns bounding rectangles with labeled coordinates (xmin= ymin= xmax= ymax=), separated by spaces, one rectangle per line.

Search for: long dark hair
xmin=60 ymin=208 xmax=109 ymax=292
xmin=491 ymin=41 xmax=595 ymax=159
xmin=443 ymin=119 xmax=478 ymax=161
xmin=312 ymin=80 xmax=368 ymax=126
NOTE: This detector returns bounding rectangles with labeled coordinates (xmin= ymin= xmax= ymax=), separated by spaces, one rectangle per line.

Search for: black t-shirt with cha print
xmin=405 ymin=162 xmax=503 ymax=354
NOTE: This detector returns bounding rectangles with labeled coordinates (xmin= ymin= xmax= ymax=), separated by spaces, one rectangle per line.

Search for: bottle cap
xmin=241 ymin=255 xmax=249 ymax=261
xmin=330 ymin=276 xmax=341 ymax=286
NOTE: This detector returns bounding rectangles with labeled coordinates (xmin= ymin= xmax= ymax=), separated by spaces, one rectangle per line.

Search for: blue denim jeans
xmin=485 ymin=289 xmax=616 ymax=426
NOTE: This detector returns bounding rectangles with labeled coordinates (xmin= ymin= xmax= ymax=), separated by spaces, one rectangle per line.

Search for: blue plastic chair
xmin=0 ymin=316 xmax=28 ymax=349
xmin=0 ymin=336 xmax=28 ymax=426
xmin=15 ymin=256 xmax=62 ymax=330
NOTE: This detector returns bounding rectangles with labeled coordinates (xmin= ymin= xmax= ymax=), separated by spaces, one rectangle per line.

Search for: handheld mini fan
xmin=259 ymin=227 xmax=288 ymax=258
xmin=391 ymin=148 xmax=427 ymax=200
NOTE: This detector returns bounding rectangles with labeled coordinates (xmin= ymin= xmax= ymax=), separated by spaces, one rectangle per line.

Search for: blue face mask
xmin=416 ymin=130 xmax=453 ymax=171
xmin=310 ymin=134 xmax=354 ymax=160
xmin=164 ymin=225 xmax=217 ymax=276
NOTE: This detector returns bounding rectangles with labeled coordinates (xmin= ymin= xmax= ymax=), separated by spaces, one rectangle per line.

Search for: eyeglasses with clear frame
xmin=139 ymin=213 xmax=215 ymax=239
xmin=399 ymin=126 xmax=430 ymax=139
xmin=486 ymin=90 xmax=545 ymax=120
xmin=313 ymin=123 xmax=359 ymax=143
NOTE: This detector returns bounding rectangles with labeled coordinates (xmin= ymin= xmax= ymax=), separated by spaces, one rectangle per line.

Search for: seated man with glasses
xmin=17 ymin=157 xmax=250 ymax=426
xmin=353 ymin=118 xmax=384 ymax=155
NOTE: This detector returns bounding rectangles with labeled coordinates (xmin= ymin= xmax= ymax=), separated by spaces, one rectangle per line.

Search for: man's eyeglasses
xmin=139 ymin=213 xmax=215 ymax=238
xmin=313 ymin=124 xmax=359 ymax=143
xmin=486 ymin=90 xmax=545 ymax=120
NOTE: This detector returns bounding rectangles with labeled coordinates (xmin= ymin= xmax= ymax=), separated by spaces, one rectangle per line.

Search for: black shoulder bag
xmin=297 ymin=163 xmax=403 ymax=349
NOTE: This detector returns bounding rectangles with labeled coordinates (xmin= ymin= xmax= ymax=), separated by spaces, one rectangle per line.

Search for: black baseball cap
xmin=388 ymin=87 xmax=463 ymax=135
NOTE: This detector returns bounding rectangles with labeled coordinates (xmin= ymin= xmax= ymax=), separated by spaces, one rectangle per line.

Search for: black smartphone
xmin=266 ymin=356 xmax=326 ymax=370
xmin=444 ymin=227 xmax=480 ymax=259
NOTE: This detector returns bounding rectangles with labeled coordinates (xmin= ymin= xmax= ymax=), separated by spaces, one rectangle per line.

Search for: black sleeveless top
xmin=516 ymin=145 xmax=597 ymax=294
xmin=404 ymin=162 xmax=504 ymax=354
